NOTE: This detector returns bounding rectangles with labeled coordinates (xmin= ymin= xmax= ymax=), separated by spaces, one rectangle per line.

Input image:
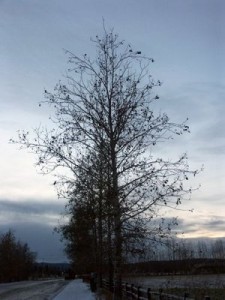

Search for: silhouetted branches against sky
xmin=11 ymin=30 xmax=200 ymax=286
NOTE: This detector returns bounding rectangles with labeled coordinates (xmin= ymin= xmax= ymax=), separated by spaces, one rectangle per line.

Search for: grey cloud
xmin=159 ymin=81 xmax=225 ymax=127
xmin=194 ymin=117 xmax=225 ymax=146
xmin=0 ymin=198 xmax=65 ymax=216
xmin=158 ymin=82 xmax=225 ymax=162
xmin=0 ymin=221 xmax=67 ymax=263
xmin=175 ymin=219 xmax=199 ymax=235
xmin=197 ymin=144 xmax=225 ymax=156
xmin=177 ymin=216 xmax=225 ymax=235
xmin=0 ymin=198 xmax=66 ymax=235
xmin=0 ymin=198 xmax=67 ymax=262
xmin=146 ymin=215 xmax=225 ymax=238
xmin=202 ymin=217 xmax=225 ymax=233
xmin=196 ymin=193 xmax=225 ymax=205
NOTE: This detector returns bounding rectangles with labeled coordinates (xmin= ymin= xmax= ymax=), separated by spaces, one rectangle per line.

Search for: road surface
xmin=0 ymin=279 xmax=69 ymax=300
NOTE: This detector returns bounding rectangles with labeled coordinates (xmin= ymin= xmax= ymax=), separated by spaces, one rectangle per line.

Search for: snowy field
xmin=127 ymin=274 xmax=225 ymax=289
xmin=0 ymin=279 xmax=95 ymax=300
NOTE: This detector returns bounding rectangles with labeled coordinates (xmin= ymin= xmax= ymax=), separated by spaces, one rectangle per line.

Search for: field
xmin=125 ymin=274 xmax=225 ymax=299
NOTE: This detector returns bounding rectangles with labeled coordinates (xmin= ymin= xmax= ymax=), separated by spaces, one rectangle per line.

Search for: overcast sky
xmin=0 ymin=0 xmax=225 ymax=262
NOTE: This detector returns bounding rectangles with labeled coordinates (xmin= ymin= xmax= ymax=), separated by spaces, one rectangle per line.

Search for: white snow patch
xmin=53 ymin=279 xmax=96 ymax=300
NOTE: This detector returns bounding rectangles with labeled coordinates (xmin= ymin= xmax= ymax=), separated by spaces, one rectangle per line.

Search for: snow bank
xmin=53 ymin=279 xmax=96 ymax=300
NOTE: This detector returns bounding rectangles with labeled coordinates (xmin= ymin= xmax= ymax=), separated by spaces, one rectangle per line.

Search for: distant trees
xmin=211 ymin=239 xmax=225 ymax=259
xmin=0 ymin=230 xmax=36 ymax=282
xmin=147 ymin=238 xmax=225 ymax=262
xmin=12 ymin=28 xmax=199 ymax=297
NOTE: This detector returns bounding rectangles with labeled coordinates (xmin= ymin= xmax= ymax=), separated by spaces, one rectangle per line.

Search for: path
xmin=53 ymin=279 xmax=96 ymax=300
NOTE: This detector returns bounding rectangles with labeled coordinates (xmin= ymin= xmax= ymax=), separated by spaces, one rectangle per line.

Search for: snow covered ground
xmin=53 ymin=279 xmax=96 ymax=300
xmin=127 ymin=274 xmax=225 ymax=289
xmin=0 ymin=279 xmax=96 ymax=300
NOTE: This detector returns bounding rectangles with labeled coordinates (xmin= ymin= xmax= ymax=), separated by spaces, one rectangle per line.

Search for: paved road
xmin=0 ymin=279 xmax=68 ymax=300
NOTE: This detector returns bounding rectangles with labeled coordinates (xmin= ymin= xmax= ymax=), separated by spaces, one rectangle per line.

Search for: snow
xmin=53 ymin=279 xmax=96 ymax=300
xmin=127 ymin=274 xmax=225 ymax=289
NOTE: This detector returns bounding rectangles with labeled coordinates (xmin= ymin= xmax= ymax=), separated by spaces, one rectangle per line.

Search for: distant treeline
xmin=124 ymin=258 xmax=225 ymax=275
xmin=74 ymin=258 xmax=225 ymax=277
xmin=0 ymin=230 xmax=72 ymax=283
xmin=0 ymin=230 xmax=36 ymax=282
xmin=33 ymin=262 xmax=70 ymax=278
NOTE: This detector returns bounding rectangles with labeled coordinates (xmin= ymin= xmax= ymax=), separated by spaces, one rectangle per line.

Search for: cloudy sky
xmin=0 ymin=0 xmax=225 ymax=262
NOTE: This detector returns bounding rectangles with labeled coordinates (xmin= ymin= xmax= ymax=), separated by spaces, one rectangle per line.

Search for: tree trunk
xmin=111 ymin=146 xmax=122 ymax=299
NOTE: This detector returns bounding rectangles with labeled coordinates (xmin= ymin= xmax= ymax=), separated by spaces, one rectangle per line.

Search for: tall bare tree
xmin=12 ymin=28 xmax=199 ymax=298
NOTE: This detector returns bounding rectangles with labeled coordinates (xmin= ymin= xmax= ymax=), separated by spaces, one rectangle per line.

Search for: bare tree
xmin=197 ymin=240 xmax=209 ymax=258
xmin=58 ymin=148 xmax=113 ymax=284
xmin=12 ymin=28 xmax=199 ymax=298
xmin=211 ymin=239 xmax=225 ymax=259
